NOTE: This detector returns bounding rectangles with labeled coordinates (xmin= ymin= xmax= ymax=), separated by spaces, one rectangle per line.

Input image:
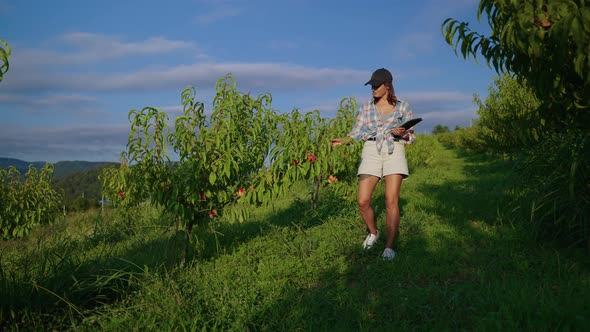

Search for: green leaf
xmin=224 ymin=159 xmax=231 ymax=179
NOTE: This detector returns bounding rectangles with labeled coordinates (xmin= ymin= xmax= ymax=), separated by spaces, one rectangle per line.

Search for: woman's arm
xmin=331 ymin=104 xmax=367 ymax=147
xmin=330 ymin=136 xmax=353 ymax=147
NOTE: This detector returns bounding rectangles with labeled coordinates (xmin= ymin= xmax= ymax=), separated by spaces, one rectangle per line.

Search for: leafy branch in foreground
xmin=0 ymin=39 xmax=10 ymax=82
xmin=442 ymin=1 xmax=590 ymax=249
xmin=442 ymin=0 xmax=590 ymax=127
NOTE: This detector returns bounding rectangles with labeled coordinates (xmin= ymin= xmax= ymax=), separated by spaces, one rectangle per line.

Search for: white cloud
xmin=420 ymin=108 xmax=476 ymax=122
xmin=0 ymin=93 xmax=107 ymax=119
xmin=158 ymin=105 xmax=191 ymax=120
xmin=194 ymin=0 xmax=243 ymax=24
xmin=269 ymin=41 xmax=299 ymax=50
xmin=61 ymin=33 xmax=196 ymax=59
xmin=159 ymin=105 xmax=184 ymax=113
xmin=14 ymin=33 xmax=197 ymax=66
xmin=0 ymin=90 xmax=478 ymax=162
xmin=0 ymin=93 xmax=98 ymax=107
xmin=2 ymin=32 xmax=367 ymax=95
xmin=292 ymin=91 xmax=474 ymax=120
xmin=417 ymin=108 xmax=478 ymax=133
xmin=403 ymin=91 xmax=472 ymax=105
xmin=400 ymin=91 xmax=477 ymax=132
xmin=0 ymin=124 xmax=130 ymax=162
xmin=292 ymin=95 xmax=363 ymax=118
xmin=3 ymin=61 xmax=368 ymax=93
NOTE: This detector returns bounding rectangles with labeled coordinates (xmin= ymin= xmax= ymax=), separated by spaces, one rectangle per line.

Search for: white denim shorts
xmin=357 ymin=140 xmax=409 ymax=179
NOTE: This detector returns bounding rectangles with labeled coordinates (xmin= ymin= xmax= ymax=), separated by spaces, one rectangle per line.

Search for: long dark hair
xmin=384 ymin=81 xmax=398 ymax=105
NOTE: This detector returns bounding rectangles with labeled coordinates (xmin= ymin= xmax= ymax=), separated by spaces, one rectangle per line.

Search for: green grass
xmin=2 ymin=140 xmax=589 ymax=331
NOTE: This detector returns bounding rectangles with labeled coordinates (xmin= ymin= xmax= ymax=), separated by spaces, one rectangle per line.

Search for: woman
xmin=331 ymin=68 xmax=416 ymax=260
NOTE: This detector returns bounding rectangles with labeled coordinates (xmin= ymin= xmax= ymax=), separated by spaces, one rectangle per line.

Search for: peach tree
xmin=442 ymin=0 xmax=590 ymax=127
xmin=270 ymin=97 xmax=362 ymax=209
xmin=0 ymin=39 xmax=9 ymax=82
xmin=102 ymin=75 xmax=280 ymax=264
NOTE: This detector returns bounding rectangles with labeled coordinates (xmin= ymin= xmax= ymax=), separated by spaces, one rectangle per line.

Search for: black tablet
xmin=400 ymin=117 xmax=423 ymax=130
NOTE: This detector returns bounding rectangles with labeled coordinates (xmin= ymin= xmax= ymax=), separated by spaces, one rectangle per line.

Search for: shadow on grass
xmin=0 ymin=187 xmax=357 ymax=330
xmin=241 ymin=152 xmax=590 ymax=331
xmin=4 ymin=151 xmax=590 ymax=330
xmin=418 ymin=153 xmax=515 ymax=225
xmin=192 ymin=195 xmax=353 ymax=261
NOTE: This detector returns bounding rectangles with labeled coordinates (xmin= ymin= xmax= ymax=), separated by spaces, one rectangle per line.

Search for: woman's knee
xmin=357 ymin=197 xmax=372 ymax=211
xmin=384 ymin=197 xmax=399 ymax=211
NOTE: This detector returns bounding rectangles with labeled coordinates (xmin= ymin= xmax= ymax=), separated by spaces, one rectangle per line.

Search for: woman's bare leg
xmin=383 ymin=174 xmax=403 ymax=249
xmin=357 ymin=174 xmax=380 ymax=235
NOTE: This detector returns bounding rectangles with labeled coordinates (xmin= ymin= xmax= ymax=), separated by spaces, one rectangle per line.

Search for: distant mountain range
xmin=0 ymin=157 xmax=118 ymax=179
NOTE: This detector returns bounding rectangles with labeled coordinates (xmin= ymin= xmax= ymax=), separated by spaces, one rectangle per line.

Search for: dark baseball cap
xmin=364 ymin=68 xmax=393 ymax=86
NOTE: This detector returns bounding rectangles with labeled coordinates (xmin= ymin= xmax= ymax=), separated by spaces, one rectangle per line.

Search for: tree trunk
xmin=180 ymin=221 xmax=194 ymax=267
xmin=311 ymin=175 xmax=322 ymax=210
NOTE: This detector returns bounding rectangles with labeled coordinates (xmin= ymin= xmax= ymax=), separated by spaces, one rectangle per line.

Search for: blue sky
xmin=1 ymin=0 xmax=496 ymax=163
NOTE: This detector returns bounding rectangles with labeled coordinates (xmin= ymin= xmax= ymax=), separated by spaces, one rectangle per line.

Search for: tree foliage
xmin=0 ymin=164 xmax=64 ymax=239
xmin=0 ymin=39 xmax=9 ymax=82
xmin=474 ymin=73 xmax=542 ymax=155
xmin=101 ymin=77 xmax=280 ymax=264
xmin=270 ymin=98 xmax=362 ymax=209
xmin=442 ymin=0 xmax=590 ymax=127
xmin=431 ymin=124 xmax=451 ymax=135
xmin=100 ymin=75 xmax=363 ymax=264
xmin=442 ymin=1 xmax=590 ymax=248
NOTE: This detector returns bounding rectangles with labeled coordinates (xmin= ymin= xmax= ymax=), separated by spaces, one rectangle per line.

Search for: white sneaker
xmin=362 ymin=231 xmax=379 ymax=249
xmin=382 ymin=248 xmax=396 ymax=260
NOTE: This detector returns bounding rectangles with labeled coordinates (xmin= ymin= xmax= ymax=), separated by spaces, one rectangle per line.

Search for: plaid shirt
xmin=348 ymin=98 xmax=416 ymax=154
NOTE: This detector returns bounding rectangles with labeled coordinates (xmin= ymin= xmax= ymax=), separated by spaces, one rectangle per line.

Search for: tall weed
xmin=0 ymin=205 xmax=168 ymax=331
xmin=515 ymin=130 xmax=589 ymax=249
xmin=406 ymin=134 xmax=437 ymax=170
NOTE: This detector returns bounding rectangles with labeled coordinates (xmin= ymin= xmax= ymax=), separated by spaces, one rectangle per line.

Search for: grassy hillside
xmin=1 ymin=140 xmax=589 ymax=331
xmin=51 ymin=163 xmax=118 ymax=211
xmin=52 ymin=161 xmax=116 ymax=180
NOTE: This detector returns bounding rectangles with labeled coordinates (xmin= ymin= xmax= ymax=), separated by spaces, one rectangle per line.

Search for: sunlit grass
xmin=2 ymin=139 xmax=589 ymax=331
